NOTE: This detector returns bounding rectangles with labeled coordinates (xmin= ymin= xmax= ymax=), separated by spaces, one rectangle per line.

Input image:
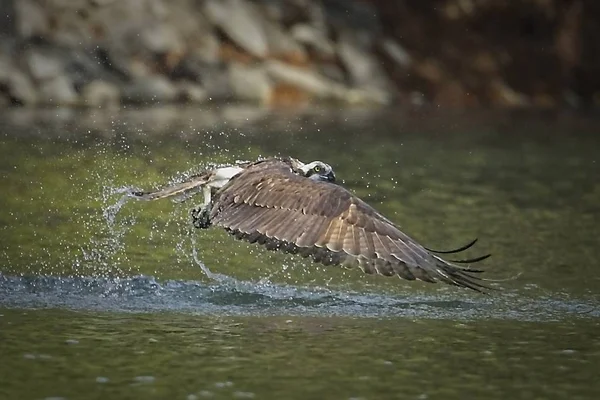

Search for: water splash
xmin=1 ymin=273 xmax=598 ymax=320
xmin=102 ymin=186 xmax=141 ymax=227
xmin=75 ymin=186 xmax=141 ymax=277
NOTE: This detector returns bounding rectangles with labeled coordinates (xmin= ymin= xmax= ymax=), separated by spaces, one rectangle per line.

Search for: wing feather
xmin=296 ymin=216 xmax=329 ymax=248
xmin=375 ymin=259 xmax=395 ymax=276
xmin=348 ymin=225 xmax=361 ymax=257
xmin=326 ymin=216 xmax=348 ymax=252
xmin=314 ymin=218 xmax=337 ymax=248
xmin=342 ymin=225 xmax=358 ymax=256
xmin=283 ymin=215 xmax=309 ymax=244
xmin=264 ymin=209 xmax=294 ymax=237
xmin=363 ymin=227 xmax=377 ymax=259
xmin=219 ymin=203 xmax=252 ymax=230
xmin=268 ymin=215 xmax=298 ymax=240
xmin=392 ymin=261 xmax=416 ymax=280
xmin=209 ymin=158 xmax=492 ymax=292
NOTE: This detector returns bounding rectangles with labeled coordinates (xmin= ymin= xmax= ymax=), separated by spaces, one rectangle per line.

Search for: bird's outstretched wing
xmin=211 ymin=162 xmax=492 ymax=292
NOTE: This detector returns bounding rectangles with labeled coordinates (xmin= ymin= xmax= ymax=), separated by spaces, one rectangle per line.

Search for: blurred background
xmin=0 ymin=0 xmax=597 ymax=110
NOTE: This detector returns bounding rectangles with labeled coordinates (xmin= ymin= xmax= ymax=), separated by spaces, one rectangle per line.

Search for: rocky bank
xmin=0 ymin=0 xmax=596 ymax=109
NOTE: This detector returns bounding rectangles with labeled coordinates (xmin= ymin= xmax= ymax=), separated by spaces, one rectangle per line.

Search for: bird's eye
xmin=313 ymin=166 xmax=321 ymax=172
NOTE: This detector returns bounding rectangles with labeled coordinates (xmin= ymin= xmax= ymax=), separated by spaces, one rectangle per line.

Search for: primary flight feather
xmin=130 ymin=157 xmax=492 ymax=292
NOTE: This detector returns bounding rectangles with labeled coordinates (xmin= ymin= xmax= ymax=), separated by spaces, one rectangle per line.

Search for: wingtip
xmin=425 ymin=238 xmax=479 ymax=254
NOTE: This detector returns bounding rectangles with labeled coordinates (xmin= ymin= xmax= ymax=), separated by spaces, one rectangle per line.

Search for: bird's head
xmin=289 ymin=158 xmax=336 ymax=183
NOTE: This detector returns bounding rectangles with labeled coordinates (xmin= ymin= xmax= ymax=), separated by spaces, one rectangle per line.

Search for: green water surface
xmin=1 ymin=106 xmax=599 ymax=399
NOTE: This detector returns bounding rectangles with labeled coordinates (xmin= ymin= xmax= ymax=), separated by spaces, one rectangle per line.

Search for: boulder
xmin=204 ymin=0 xmax=268 ymax=58
xmin=38 ymin=75 xmax=79 ymax=105
xmin=228 ymin=63 xmax=273 ymax=105
xmin=81 ymin=80 xmax=120 ymax=108
xmin=264 ymin=60 xmax=340 ymax=99
xmin=121 ymin=76 xmax=178 ymax=104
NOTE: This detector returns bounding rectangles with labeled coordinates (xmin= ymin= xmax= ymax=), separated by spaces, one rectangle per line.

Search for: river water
xmin=1 ymin=106 xmax=599 ymax=399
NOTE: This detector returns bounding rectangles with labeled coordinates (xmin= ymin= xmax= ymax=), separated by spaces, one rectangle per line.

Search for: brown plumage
xmin=131 ymin=157 xmax=492 ymax=292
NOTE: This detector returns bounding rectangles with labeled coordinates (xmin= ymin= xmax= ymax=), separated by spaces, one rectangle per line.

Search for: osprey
xmin=131 ymin=157 xmax=492 ymax=292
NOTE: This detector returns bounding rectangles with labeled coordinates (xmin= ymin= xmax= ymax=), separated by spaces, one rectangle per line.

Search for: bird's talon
xmin=191 ymin=207 xmax=211 ymax=229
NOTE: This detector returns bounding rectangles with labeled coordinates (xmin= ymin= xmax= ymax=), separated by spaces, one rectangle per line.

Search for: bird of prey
xmin=130 ymin=157 xmax=492 ymax=292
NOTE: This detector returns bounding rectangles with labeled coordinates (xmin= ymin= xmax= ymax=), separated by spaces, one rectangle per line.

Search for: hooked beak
xmin=325 ymin=170 xmax=336 ymax=183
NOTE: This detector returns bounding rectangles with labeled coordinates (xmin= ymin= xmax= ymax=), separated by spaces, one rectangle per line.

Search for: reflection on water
xmin=1 ymin=106 xmax=600 ymax=399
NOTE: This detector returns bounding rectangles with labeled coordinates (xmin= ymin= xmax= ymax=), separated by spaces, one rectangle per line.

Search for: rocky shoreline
xmin=0 ymin=0 xmax=596 ymax=109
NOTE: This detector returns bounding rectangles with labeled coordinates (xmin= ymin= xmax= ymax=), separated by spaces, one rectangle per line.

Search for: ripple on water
xmin=133 ymin=376 xmax=155 ymax=384
xmin=0 ymin=273 xmax=598 ymax=321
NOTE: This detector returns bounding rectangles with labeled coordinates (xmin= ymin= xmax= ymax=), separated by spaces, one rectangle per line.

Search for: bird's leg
xmin=191 ymin=186 xmax=213 ymax=229
xmin=191 ymin=207 xmax=211 ymax=229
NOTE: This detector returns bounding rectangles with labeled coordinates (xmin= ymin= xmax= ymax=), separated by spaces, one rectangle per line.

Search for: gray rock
xmin=336 ymin=32 xmax=380 ymax=87
xmin=306 ymin=0 xmax=328 ymax=33
xmin=228 ymin=63 xmax=272 ymax=104
xmin=204 ymin=0 xmax=268 ymax=58
xmin=172 ymin=58 xmax=233 ymax=101
xmin=264 ymin=60 xmax=341 ymax=99
xmin=0 ymin=57 xmax=38 ymax=105
xmin=39 ymin=75 xmax=79 ymax=105
xmin=122 ymin=76 xmax=178 ymax=104
xmin=489 ymin=79 xmax=530 ymax=107
xmin=139 ymin=23 xmax=184 ymax=54
xmin=14 ymin=0 xmax=48 ymax=38
xmin=263 ymin=19 xmax=306 ymax=60
xmin=189 ymin=33 xmax=220 ymax=65
xmin=200 ymin=65 xmax=234 ymax=101
xmin=81 ymin=80 xmax=120 ymax=108
xmin=166 ymin=7 xmax=218 ymax=63
xmin=26 ymin=50 xmax=64 ymax=81
xmin=381 ymin=38 xmax=413 ymax=69
xmin=176 ymin=82 xmax=208 ymax=103
xmin=258 ymin=0 xmax=288 ymax=22
xmin=290 ymin=24 xmax=335 ymax=58
xmin=8 ymin=71 xmax=38 ymax=105
xmin=265 ymin=60 xmax=389 ymax=105
xmin=342 ymin=87 xmax=392 ymax=106
xmin=318 ymin=63 xmax=346 ymax=84
xmin=100 ymin=48 xmax=145 ymax=79
xmin=336 ymin=31 xmax=393 ymax=103
xmin=0 ymin=92 xmax=9 ymax=107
